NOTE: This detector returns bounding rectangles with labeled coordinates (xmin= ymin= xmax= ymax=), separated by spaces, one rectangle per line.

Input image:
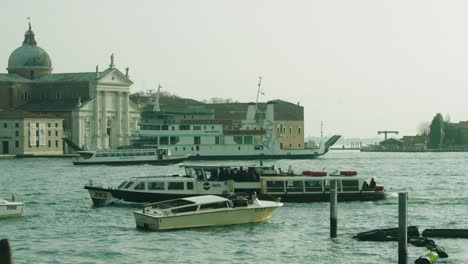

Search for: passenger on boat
xmin=362 ymin=181 xmax=369 ymax=190
xmin=370 ymin=178 xmax=376 ymax=189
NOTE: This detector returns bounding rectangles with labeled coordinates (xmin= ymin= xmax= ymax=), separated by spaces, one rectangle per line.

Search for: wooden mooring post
xmin=0 ymin=239 xmax=13 ymax=264
xmin=330 ymin=180 xmax=337 ymax=238
xmin=398 ymin=192 xmax=408 ymax=264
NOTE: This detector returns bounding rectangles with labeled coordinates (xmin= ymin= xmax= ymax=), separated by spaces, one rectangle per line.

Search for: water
xmin=1 ymin=151 xmax=468 ymax=263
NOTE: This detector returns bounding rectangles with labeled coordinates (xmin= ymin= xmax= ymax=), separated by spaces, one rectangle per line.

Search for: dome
xmin=7 ymin=23 xmax=52 ymax=71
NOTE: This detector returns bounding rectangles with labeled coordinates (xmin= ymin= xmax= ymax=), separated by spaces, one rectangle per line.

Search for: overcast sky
xmin=2 ymin=0 xmax=468 ymax=138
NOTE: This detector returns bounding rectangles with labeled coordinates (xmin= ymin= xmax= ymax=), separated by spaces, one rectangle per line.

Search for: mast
xmin=153 ymin=84 xmax=162 ymax=111
xmin=254 ymin=77 xmax=263 ymax=119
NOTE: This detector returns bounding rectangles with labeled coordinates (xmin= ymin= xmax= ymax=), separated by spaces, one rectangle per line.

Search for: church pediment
xmin=97 ymin=68 xmax=133 ymax=86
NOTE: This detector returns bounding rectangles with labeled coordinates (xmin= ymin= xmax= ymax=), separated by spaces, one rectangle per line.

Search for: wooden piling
xmin=398 ymin=192 xmax=408 ymax=264
xmin=0 ymin=239 xmax=12 ymax=264
xmin=330 ymin=180 xmax=337 ymax=238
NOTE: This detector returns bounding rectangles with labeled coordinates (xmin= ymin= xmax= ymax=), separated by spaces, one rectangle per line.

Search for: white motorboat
xmin=73 ymin=148 xmax=189 ymax=166
xmin=0 ymin=197 xmax=24 ymax=218
xmin=133 ymin=194 xmax=283 ymax=231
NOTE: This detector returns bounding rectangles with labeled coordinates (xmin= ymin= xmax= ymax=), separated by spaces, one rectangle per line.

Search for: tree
xmin=428 ymin=113 xmax=445 ymax=148
xmin=417 ymin=121 xmax=430 ymax=136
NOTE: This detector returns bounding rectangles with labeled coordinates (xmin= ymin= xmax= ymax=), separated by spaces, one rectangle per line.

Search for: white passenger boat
xmin=0 ymin=197 xmax=24 ymax=218
xmin=133 ymin=194 xmax=283 ymax=230
xmin=84 ymin=164 xmax=386 ymax=205
xmin=73 ymin=148 xmax=189 ymax=166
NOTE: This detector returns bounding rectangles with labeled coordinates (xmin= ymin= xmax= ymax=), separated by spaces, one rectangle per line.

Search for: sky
xmin=2 ymin=0 xmax=468 ymax=138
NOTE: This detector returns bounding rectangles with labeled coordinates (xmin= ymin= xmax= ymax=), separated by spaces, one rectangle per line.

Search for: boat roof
xmin=180 ymin=163 xmax=269 ymax=169
xmin=181 ymin=195 xmax=228 ymax=204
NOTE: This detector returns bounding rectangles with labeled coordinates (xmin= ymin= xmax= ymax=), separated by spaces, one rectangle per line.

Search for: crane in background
xmin=378 ymin=130 xmax=399 ymax=140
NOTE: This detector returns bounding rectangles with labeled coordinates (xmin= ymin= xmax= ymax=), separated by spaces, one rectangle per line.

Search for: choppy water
xmin=1 ymin=151 xmax=468 ymax=263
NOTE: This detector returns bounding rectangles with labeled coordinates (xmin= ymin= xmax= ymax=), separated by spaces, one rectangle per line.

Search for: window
xmin=48 ymin=131 xmax=51 ymax=136
xmin=194 ymin=136 xmax=201 ymax=145
xmin=187 ymin=182 xmax=194 ymax=190
xmin=148 ymin=182 xmax=165 ymax=190
xmin=233 ymin=136 xmax=242 ymax=144
xmin=179 ymin=125 xmax=190 ymax=130
xmin=243 ymin=136 xmax=253 ymax=145
xmin=193 ymin=125 xmax=201 ymax=130
xmin=161 ymin=125 xmax=168 ymax=130
xmin=305 ymin=181 xmax=322 ymax=192
xmin=48 ymin=141 xmax=51 ymax=147
xmin=290 ymin=127 xmax=292 ymax=134
xmin=170 ymin=136 xmax=179 ymax=145
xmin=55 ymin=131 xmax=58 ymax=137
xmin=200 ymin=202 xmax=229 ymax=210
xmin=215 ymin=136 xmax=220 ymax=145
xmin=342 ymin=180 xmax=359 ymax=191
xmin=15 ymin=131 xmax=19 ymax=137
xmin=15 ymin=123 xmax=19 ymax=128
xmin=15 ymin=141 xmax=19 ymax=148
xmin=298 ymin=127 xmax=301 ymax=134
xmin=48 ymin=123 xmax=51 ymax=128
xmin=55 ymin=140 xmax=58 ymax=147
xmin=171 ymin=205 xmax=198 ymax=214
xmin=171 ymin=126 xmax=175 ymax=131
xmin=55 ymin=123 xmax=58 ymax=128
xmin=286 ymin=181 xmax=304 ymax=192
xmin=36 ymin=141 xmax=39 ymax=147
xmin=3 ymin=123 xmax=7 ymax=128
xmin=134 ymin=182 xmax=146 ymax=190
xmin=159 ymin=136 xmax=169 ymax=145
xmin=168 ymin=182 xmax=184 ymax=190
xmin=267 ymin=181 xmax=284 ymax=192
xmin=124 ymin=182 xmax=134 ymax=189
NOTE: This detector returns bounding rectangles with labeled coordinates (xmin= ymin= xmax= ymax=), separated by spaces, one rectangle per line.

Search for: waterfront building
xmin=0 ymin=110 xmax=63 ymax=155
xmin=0 ymin=22 xmax=140 ymax=152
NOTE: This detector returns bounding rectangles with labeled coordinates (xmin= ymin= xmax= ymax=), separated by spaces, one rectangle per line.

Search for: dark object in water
xmin=422 ymin=228 xmax=468 ymax=238
xmin=353 ymin=226 xmax=419 ymax=241
xmin=414 ymin=251 xmax=439 ymax=264
xmin=0 ymin=239 xmax=12 ymax=264
xmin=426 ymin=243 xmax=448 ymax=258
xmin=409 ymin=236 xmax=435 ymax=247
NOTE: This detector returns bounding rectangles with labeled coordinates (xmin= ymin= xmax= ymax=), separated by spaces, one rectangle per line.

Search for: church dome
xmin=7 ymin=23 xmax=52 ymax=72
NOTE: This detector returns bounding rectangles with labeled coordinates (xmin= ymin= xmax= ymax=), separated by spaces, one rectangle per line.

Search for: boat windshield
xmin=152 ymin=199 xmax=195 ymax=209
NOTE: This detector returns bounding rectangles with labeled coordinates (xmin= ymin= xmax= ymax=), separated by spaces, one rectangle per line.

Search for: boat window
xmin=171 ymin=205 xmax=198 ymax=214
xmin=243 ymin=136 xmax=253 ymax=144
xmin=160 ymin=137 xmax=169 ymax=145
xmin=342 ymin=180 xmax=359 ymax=191
xmin=124 ymin=181 xmax=134 ymax=189
xmin=266 ymin=181 xmax=284 ymax=192
xmin=153 ymin=199 xmax=194 ymax=209
xmin=287 ymin=181 xmax=304 ymax=192
xmin=199 ymin=202 xmax=229 ymax=210
xmin=168 ymin=182 xmax=184 ymax=190
xmin=134 ymin=182 xmax=146 ymax=190
xmin=117 ymin=181 xmax=128 ymax=189
xmin=148 ymin=182 xmax=165 ymax=190
xmin=186 ymin=182 xmax=194 ymax=190
xmin=305 ymin=181 xmax=322 ymax=192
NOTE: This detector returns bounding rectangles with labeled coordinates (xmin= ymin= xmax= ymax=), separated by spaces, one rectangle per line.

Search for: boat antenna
xmin=254 ymin=77 xmax=263 ymax=119
xmin=153 ymin=84 xmax=162 ymax=111
xmin=320 ymin=121 xmax=323 ymax=147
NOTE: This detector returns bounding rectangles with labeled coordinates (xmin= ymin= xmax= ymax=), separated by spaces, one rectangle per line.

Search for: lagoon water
xmin=1 ymin=151 xmax=468 ymax=263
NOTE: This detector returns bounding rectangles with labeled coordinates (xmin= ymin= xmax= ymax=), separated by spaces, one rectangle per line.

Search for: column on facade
xmin=123 ymin=92 xmax=129 ymax=144
xmin=116 ymin=91 xmax=122 ymax=147
xmin=101 ymin=91 xmax=107 ymax=149
xmin=94 ymin=91 xmax=100 ymax=148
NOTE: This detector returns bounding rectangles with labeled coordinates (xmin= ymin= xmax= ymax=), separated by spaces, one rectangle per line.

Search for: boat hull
xmin=134 ymin=206 xmax=280 ymax=230
xmin=186 ymin=153 xmax=321 ymax=160
xmin=73 ymin=156 xmax=187 ymax=166
xmin=0 ymin=203 xmax=24 ymax=218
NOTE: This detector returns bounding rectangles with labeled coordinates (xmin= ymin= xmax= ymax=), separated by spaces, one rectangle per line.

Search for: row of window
xmin=8 ymin=140 xmax=60 ymax=149
xmin=121 ymin=181 xmax=194 ymax=191
xmin=140 ymin=124 xmax=217 ymax=131
xmin=266 ymin=180 xmax=359 ymax=193
xmin=95 ymin=151 xmax=156 ymax=157
xmin=277 ymin=125 xmax=302 ymax=135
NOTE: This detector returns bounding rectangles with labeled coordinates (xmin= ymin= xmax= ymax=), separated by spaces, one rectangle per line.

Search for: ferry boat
xmin=133 ymin=194 xmax=283 ymax=231
xmin=119 ymin=85 xmax=341 ymax=160
xmin=73 ymin=148 xmax=189 ymax=166
xmin=0 ymin=196 xmax=24 ymax=218
xmin=84 ymin=164 xmax=386 ymax=205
